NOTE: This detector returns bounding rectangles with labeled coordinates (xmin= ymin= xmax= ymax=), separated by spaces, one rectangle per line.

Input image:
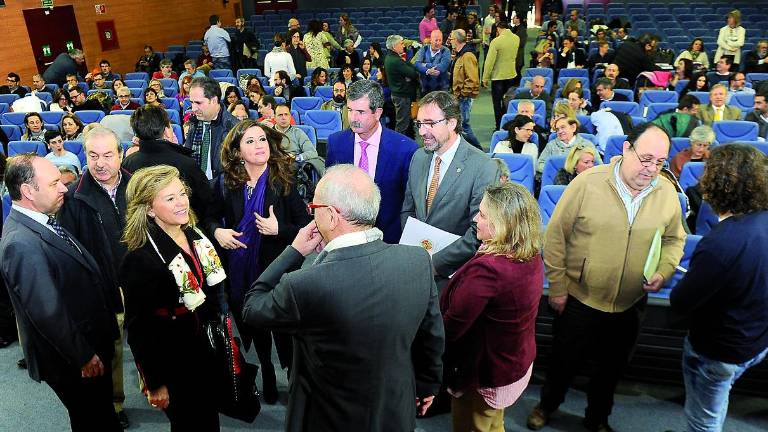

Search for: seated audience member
xmin=537 ymin=117 xmax=596 ymax=173
xmin=591 ymin=77 xmax=628 ymax=110
xmin=675 ymin=38 xmax=710 ymax=71
xmin=670 ymin=143 xmax=768 ymax=432
xmin=697 ymin=84 xmax=741 ymax=125
xmin=21 ymin=112 xmax=46 ymax=142
xmin=272 ymin=70 xmax=293 ymax=100
xmin=681 ymin=72 xmax=711 ymax=97
xmin=30 ymin=74 xmax=54 ymax=96
xmin=152 ymin=59 xmax=179 ymax=80
xmin=441 ymin=182 xmax=542 ymax=432
xmin=338 ymin=65 xmax=359 ymax=87
xmin=148 ymin=79 xmax=166 ymax=99
xmin=177 ymin=76 xmax=193 ymax=104
xmin=534 ymin=39 xmax=555 ymax=68
xmin=111 ymin=87 xmax=140 ymax=111
xmin=178 ymin=60 xmax=206 ymax=88
xmin=669 ymin=59 xmax=694 ymax=91
xmin=111 ymin=79 xmax=125 ymax=93
xmin=247 ymin=83 xmax=266 ymax=110
xmin=745 ymin=91 xmax=768 ymax=140
xmin=321 ymin=81 xmax=349 ymax=129
xmin=492 ymin=157 xmax=511 ymax=182
xmin=197 ymin=44 xmax=214 ymax=68
xmin=540 ymin=10 xmax=564 ymax=39
xmin=135 ymin=45 xmax=161 ymax=73
xmin=554 ymin=144 xmax=598 ymax=185
xmin=514 ymin=99 xmax=548 ymax=146
xmin=265 ymin=40 xmax=297 ymax=87
xmin=517 ymin=75 xmax=553 ymax=121
xmin=274 ymin=104 xmax=317 ymax=164
xmin=58 ymin=165 xmax=79 ymax=186
xmin=494 ymin=114 xmax=539 ymax=161
xmin=43 ymin=130 xmax=82 ymax=174
xmin=714 ymin=10 xmax=745 ymax=69
xmin=587 ymin=42 xmax=614 ymax=72
xmin=50 ymin=89 xmax=72 ymax=112
xmin=223 ymin=86 xmax=241 ymax=109
xmin=555 ymin=36 xmax=586 ymax=70
xmin=726 ymin=71 xmax=755 ymax=103
xmin=708 ymin=57 xmax=733 ymax=85
xmin=256 ymin=95 xmax=278 ymax=126
xmin=651 ymin=95 xmax=702 ymax=138
xmin=228 ymin=100 xmax=249 ymax=121
xmin=566 ymin=88 xmax=589 ymax=115
xmin=309 ymin=67 xmax=329 ymax=95
xmin=669 ymin=124 xmax=713 ymax=178
xmin=143 ymin=88 xmax=162 ymax=108
xmin=99 ymin=59 xmax=120 ymax=81
xmin=336 ymin=39 xmax=362 ymax=71
xmin=90 ymin=72 xmax=110 ymax=90
xmin=68 ymin=86 xmax=104 ymax=112
xmin=0 ymin=73 xmax=29 ymax=97
xmin=357 ymin=58 xmax=377 ymax=81
xmin=744 ymin=40 xmax=768 ymax=74
xmin=565 ymin=9 xmax=587 ymax=37
xmin=560 ymin=78 xmax=582 ymax=99
xmin=64 ymin=73 xmax=81 ymax=92
xmin=601 ymin=63 xmax=631 ymax=89
xmin=613 ymin=33 xmax=659 ymax=87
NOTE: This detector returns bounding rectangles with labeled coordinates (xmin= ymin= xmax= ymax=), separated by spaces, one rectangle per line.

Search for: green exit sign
xmin=42 ymin=0 xmax=54 ymax=8
xmin=65 ymin=40 xmax=74 ymax=51
xmin=42 ymin=45 xmax=52 ymax=57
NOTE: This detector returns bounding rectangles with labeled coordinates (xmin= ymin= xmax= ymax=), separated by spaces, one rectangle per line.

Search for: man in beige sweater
xmin=482 ymin=20 xmax=519 ymax=130
xmin=527 ymin=122 xmax=686 ymax=432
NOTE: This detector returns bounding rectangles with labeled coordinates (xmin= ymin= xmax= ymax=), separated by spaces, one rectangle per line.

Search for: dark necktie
xmin=47 ymin=216 xmax=79 ymax=252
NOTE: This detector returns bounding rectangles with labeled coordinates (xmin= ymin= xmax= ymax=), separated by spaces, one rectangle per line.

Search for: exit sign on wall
xmin=41 ymin=0 xmax=54 ymax=7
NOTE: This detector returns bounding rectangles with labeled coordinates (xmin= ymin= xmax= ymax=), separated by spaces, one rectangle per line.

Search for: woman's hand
xmin=214 ymin=228 xmax=247 ymax=249
xmin=255 ymin=205 xmax=279 ymax=236
xmin=148 ymin=385 xmax=170 ymax=410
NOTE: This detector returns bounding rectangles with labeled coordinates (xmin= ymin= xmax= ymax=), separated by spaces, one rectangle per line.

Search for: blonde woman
xmin=714 ymin=10 xmax=746 ymax=66
xmin=554 ymin=144 xmax=598 ymax=185
xmin=120 ymin=165 xmax=224 ymax=431
xmin=441 ymin=182 xmax=544 ymax=432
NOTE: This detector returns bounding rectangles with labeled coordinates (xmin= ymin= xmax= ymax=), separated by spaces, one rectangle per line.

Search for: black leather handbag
xmin=204 ymin=313 xmax=261 ymax=423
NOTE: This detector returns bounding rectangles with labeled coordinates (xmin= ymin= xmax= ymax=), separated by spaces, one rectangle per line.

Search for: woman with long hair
xmin=681 ymin=72 xmax=711 ymax=97
xmin=247 ymin=83 xmax=266 ymax=110
xmin=337 ymin=14 xmax=361 ymax=48
xmin=177 ymin=75 xmax=193 ymax=104
xmin=493 ymin=114 xmax=539 ymax=161
xmin=304 ymin=20 xmax=334 ymax=69
xmin=441 ymin=182 xmax=543 ymax=432
xmin=50 ymin=89 xmax=72 ymax=112
xmin=211 ymin=120 xmax=311 ymax=404
xmin=675 ymin=38 xmax=710 ymax=70
xmin=309 ymin=67 xmax=329 ymax=95
xmin=120 ymin=165 xmax=223 ymax=431
xmin=669 ymin=58 xmax=694 ymax=90
xmin=60 ymin=113 xmax=84 ymax=141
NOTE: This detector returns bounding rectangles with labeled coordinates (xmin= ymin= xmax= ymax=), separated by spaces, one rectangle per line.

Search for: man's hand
xmin=482 ymin=80 xmax=489 ymax=88
xmin=214 ymin=228 xmax=247 ymax=250
xmin=147 ymin=385 xmax=170 ymax=410
xmin=416 ymin=395 xmax=435 ymax=416
xmin=291 ymin=221 xmax=323 ymax=256
xmin=274 ymin=86 xmax=283 ymax=96
xmin=643 ymin=272 xmax=665 ymax=293
xmin=549 ymin=295 xmax=567 ymax=315
xmin=81 ymin=354 xmax=104 ymax=378
xmin=255 ymin=205 xmax=279 ymax=236
xmin=295 ymin=73 xmax=302 ymax=80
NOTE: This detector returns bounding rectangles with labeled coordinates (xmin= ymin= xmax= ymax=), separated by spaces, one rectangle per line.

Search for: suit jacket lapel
xmin=12 ymin=211 xmax=97 ymax=273
xmin=415 ymin=152 xmax=431 ymax=219
xmin=429 ymin=141 xmax=468 ymax=214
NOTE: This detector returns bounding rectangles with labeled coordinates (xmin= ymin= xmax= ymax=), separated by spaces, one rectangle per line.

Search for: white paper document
xmin=399 ymin=217 xmax=461 ymax=255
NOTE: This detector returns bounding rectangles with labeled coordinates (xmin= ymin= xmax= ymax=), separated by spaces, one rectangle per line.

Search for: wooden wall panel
xmin=0 ymin=0 xmax=236 ymax=82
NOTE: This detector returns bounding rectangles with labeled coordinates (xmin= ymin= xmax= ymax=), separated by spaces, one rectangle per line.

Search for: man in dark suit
xmin=515 ymin=75 xmax=553 ymax=122
xmin=326 ymin=80 xmax=418 ymax=243
xmin=591 ymin=77 xmax=629 ymax=111
xmin=0 ymin=155 xmax=121 ymax=431
xmin=745 ymin=91 xmax=768 ymax=139
xmin=242 ymin=164 xmax=445 ymax=432
xmin=402 ymin=90 xmax=500 ymax=284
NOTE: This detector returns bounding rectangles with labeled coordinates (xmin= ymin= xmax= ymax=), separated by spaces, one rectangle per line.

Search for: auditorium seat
xmin=541 ymin=155 xmax=567 ymax=188
xmin=8 ymin=140 xmax=47 ymax=156
xmin=495 ymin=153 xmax=535 ymax=193
xmin=695 ymin=201 xmax=719 ymax=236
xmin=302 ymin=110 xmax=342 ymax=141
xmin=558 ymin=68 xmax=589 ymax=80
xmin=524 ymin=68 xmax=554 ymax=79
xmin=557 ymin=76 xmax=589 ymax=90
xmin=603 ymin=134 xmax=628 ymax=163
xmin=670 ymin=137 xmax=690 ymax=160
xmin=291 ymin=97 xmax=323 ymax=122
xmin=63 ymin=141 xmax=86 ymax=167
xmin=614 ymin=89 xmax=635 ymax=102
xmin=171 ymin=124 xmax=184 ymax=144
xmin=40 ymin=111 xmax=64 ymax=124
xmin=678 ymin=161 xmax=705 ymax=191
xmin=294 ymin=124 xmax=317 ymax=147
xmin=1 ymin=112 xmax=27 ymax=127
xmin=507 ymin=99 xmax=546 ymax=118
xmin=124 ymin=79 xmax=147 ymax=88
xmin=538 ymin=185 xmax=567 ymax=226
xmin=729 ymin=93 xmax=755 ymax=113
xmin=688 ymin=91 xmax=709 ymax=105
xmin=165 ymin=109 xmax=181 ymax=125
xmin=645 ymin=103 xmax=678 ymax=120
xmin=2 ymin=194 xmax=10 ymax=222
xmin=160 ymin=78 xmax=179 ymax=91
xmin=237 ymin=68 xmax=263 ymax=80
xmin=712 ymin=120 xmax=758 ymax=143
xmin=314 ymin=86 xmax=334 ymax=102
xmin=600 ymin=101 xmax=641 ymax=116
xmin=0 ymin=124 xmax=20 ymax=142
xmin=489 ymin=130 xmax=507 ymax=154
xmin=639 ymin=90 xmax=678 ymax=112
xmin=209 ymin=69 xmax=234 ymax=78
xmin=74 ymin=110 xmax=105 ymax=124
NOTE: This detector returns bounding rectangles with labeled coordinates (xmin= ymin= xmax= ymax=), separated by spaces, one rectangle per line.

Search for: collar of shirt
xmin=97 ymin=170 xmax=122 ymax=203
xmin=429 ymin=135 xmax=462 ymax=187
xmin=323 ymin=227 xmax=384 ymax=253
xmin=11 ymin=203 xmax=57 ymax=234
xmin=613 ymin=159 xmax=658 ymax=222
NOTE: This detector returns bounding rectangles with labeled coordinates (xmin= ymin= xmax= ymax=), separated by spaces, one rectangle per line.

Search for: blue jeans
xmin=458 ymin=97 xmax=481 ymax=150
xmin=212 ymin=56 xmax=231 ymax=71
xmin=682 ymin=337 xmax=768 ymax=431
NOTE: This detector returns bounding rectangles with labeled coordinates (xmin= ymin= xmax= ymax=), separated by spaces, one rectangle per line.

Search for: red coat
xmin=440 ymin=252 xmax=543 ymax=392
xmin=111 ymin=102 xmax=141 ymax=111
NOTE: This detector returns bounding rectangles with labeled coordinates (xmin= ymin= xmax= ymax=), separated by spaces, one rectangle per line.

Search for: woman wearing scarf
xmin=120 ymin=165 xmax=224 ymax=431
xmin=211 ymin=120 xmax=310 ymax=404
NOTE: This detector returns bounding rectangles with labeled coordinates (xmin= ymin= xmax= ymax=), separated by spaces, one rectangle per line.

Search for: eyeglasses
xmin=307 ymin=203 xmax=340 ymax=215
xmin=414 ymin=118 xmax=448 ymax=129
xmin=6 ymin=78 xmax=17 ymax=83
xmin=631 ymin=146 xmax=666 ymax=169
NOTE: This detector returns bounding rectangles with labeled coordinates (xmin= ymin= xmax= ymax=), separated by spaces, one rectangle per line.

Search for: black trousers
xmin=47 ymin=356 xmax=122 ymax=432
xmin=540 ymin=296 xmax=646 ymax=423
xmin=491 ymin=79 xmax=515 ymax=130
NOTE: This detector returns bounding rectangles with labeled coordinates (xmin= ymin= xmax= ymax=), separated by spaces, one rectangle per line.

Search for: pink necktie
xmin=358 ymin=141 xmax=369 ymax=174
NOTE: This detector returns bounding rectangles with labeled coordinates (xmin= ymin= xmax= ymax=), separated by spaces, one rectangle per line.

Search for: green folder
xmin=643 ymin=229 xmax=662 ymax=283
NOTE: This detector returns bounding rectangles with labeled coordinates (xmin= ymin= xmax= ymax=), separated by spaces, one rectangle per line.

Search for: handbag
xmin=204 ymin=313 xmax=261 ymax=423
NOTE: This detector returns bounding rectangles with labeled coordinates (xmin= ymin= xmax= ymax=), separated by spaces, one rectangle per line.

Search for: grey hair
xmin=347 ymin=80 xmax=385 ymax=111
xmin=492 ymin=158 xmax=511 ymax=179
xmin=689 ymin=125 xmax=716 ymax=145
xmin=517 ymin=99 xmax=535 ymax=111
xmin=386 ymin=34 xmax=404 ymax=50
xmin=83 ymin=126 xmax=122 ymax=154
xmin=418 ymin=91 xmax=463 ymax=133
xmin=710 ymin=83 xmax=728 ymax=94
xmin=68 ymin=49 xmax=84 ymax=59
xmin=316 ymin=164 xmax=381 ymax=226
xmin=451 ymin=29 xmax=467 ymax=44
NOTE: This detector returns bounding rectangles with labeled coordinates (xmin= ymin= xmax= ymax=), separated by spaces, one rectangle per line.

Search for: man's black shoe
xmin=117 ymin=410 xmax=130 ymax=429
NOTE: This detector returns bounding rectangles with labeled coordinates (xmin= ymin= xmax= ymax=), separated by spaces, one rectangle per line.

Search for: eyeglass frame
xmin=307 ymin=203 xmax=341 ymax=215
xmin=414 ymin=118 xmax=449 ymax=130
xmin=630 ymin=145 xmax=666 ymax=169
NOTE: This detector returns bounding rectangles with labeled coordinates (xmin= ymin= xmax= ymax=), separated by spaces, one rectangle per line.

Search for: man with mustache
xmin=321 ymin=81 xmax=350 ymax=129
xmin=325 ymin=80 xmax=418 ymax=243
xmin=58 ymin=126 xmax=133 ymax=429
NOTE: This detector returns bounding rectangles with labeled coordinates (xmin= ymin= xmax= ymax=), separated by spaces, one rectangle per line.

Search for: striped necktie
xmin=426 ymin=156 xmax=442 ymax=214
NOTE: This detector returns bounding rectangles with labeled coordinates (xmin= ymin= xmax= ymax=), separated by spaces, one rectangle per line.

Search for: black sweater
xmin=670 ymin=211 xmax=768 ymax=363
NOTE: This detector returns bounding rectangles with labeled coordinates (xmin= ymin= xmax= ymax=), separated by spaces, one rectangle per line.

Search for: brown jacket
xmin=544 ymin=158 xmax=686 ymax=313
xmin=452 ymin=47 xmax=479 ymax=99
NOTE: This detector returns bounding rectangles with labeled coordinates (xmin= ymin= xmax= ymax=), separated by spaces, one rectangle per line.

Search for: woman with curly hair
xmin=211 ymin=120 xmax=311 ymax=404
xmin=671 ymin=143 xmax=768 ymax=432
xmin=309 ymin=67 xmax=329 ymax=95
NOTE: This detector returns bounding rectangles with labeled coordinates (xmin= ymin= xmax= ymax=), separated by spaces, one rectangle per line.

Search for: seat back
xmin=291 ymin=97 xmax=324 ymax=121
xmin=294 ymin=124 xmax=318 ymax=146
xmin=712 ymin=120 xmax=758 ymax=143
xmin=489 ymin=131 xmax=507 ymax=153
xmin=73 ymin=110 xmax=106 ymax=124
xmin=600 ymin=101 xmax=641 ymax=116
xmin=639 ymin=90 xmax=678 ymax=110
xmin=688 ymin=91 xmax=709 ymax=105
xmin=124 ymin=72 xmax=149 ymax=81
xmin=603 ymin=134 xmax=628 ymax=163
xmin=1 ymin=112 xmax=27 ymax=127
xmin=0 ymin=124 xmax=20 ymax=142
xmin=678 ymin=161 xmax=705 ymax=191
xmin=63 ymin=141 xmax=86 ymax=167
xmin=302 ymin=110 xmax=342 ymax=141
xmin=40 ymin=111 xmax=64 ymax=124
xmin=541 ymin=155 xmax=567 ymax=188
xmin=558 ymin=68 xmax=589 ymax=79
xmin=0 ymin=94 xmax=20 ymax=105
xmin=8 ymin=140 xmax=47 ymax=156
xmin=729 ymin=93 xmax=754 ymax=112
xmin=507 ymin=99 xmax=546 ymax=118
xmin=159 ymin=78 xmax=179 ymax=91
xmin=646 ymin=102 xmax=678 ymax=120
xmin=670 ymin=137 xmax=690 ymax=160
xmin=523 ymin=67 xmax=554 ymax=79
xmin=314 ymin=86 xmax=333 ymax=102
xmin=124 ymin=80 xmax=147 ymax=89
xmin=495 ymin=153 xmax=534 ymax=193
xmin=538 ymin=185 xmax=567 ymax=226
xmin=614 ymin=89 xmax=634 ymax=102
xmin=209 ymin=69 xmax=234 ymax=78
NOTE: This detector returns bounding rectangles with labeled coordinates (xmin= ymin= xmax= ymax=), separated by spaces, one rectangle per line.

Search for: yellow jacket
xmin=452 ymin=47 xmax=479 ymax=98
xmin=544 ymin=158 xmax=686 ymax=312
xmin=482 ymin=28 xmax=520 ymax=82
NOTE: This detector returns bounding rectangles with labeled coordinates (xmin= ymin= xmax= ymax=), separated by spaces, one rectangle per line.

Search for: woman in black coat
xmin=120 ymin=165 xmax=224 ymax=431
xmin=211 ymin=119 xmax=311 ymax=404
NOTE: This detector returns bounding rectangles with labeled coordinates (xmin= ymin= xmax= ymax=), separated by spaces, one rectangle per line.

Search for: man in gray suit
xmin=242 ymin=164 xmax=445 ymax=432
xmin=402 ymin=90 xmax=500 ymax=281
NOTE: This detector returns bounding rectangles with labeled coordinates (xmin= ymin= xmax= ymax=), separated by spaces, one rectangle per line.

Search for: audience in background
xmin=516 ymin=75 xmax=552 ymax=126
xmin=668 ymin=58 xmax=694 ymax=91
xmin=494 ymin=114 xmax=539 ymax=161
xmin=669 ymin=125 xmax=713 ymax=178
xmin=228 ymin=101 xmax=249 ymax=121
xmin=414 ymin=29 xmax=452 ymax=93
xmin=384 ymin=34 xmax=419 ymax=137
xmin=337 ymin=14 xmax=361 ymax=48
xmin=309 ymin=67 xmax=328 ymax=95
xmin=60 ymin=113 xmax=85 ymax=141
xmin=43 ymin=130 xmax=81 ymax=174
xmin=613 ymin=33 xmax=659 ymax=87
xmin=744 ymin=40 xmax=768 ymax=74
xmin=419 ymin=5 xmax=439 ymax=44
xmin=726 ymin=71 xmax=755 ymax=103
xmin=264 ymin=40 xmax=297 ymax=87
xmin=681 ymin=72 xmax=711 ymax=97
xmin=321 ymin=81 xmax=349 ymax=129
xmin=651 ymin=95 xmax=702 ymax=138
xmin=273 ymin=104 xmax=317 ymax=164
xmin=143 ymin=88 xmax=162 ymax=108
xmin=0 ymin=73 xmax=28 ymax=97
xmin=555 ymin=36 xmax=586 ymax=70
xmin=197 ymin=45 xmax=214 ymax=69
xmin=135 ymin=45 xmax=160 ymax=74
xmin=587 ymin=42 xmax=614 ymax=72
xmin=709 ymin=56 xmax=733 ymax=85
xmin=21 ymin=112 xmax=45 ymax=142
xmin=286 ymin=29 xmax=311 ymax=82
xmin=697 ymin=84 xmax=741 ymax=125
xmin=152 ymin=59 xmax=178 ymax=80
xmin=537 ymin=117 xmax=596 ymax=173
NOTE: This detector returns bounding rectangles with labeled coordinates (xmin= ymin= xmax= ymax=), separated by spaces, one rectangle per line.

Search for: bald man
xmin=413 ymin=29 xmax=452 ymax=93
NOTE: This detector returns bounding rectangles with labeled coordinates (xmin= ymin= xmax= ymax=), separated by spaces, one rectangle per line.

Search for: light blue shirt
xmin=45 ymin=151 xmax=82 ymax=174
xmin=177 ymin=70 xmax=205 ymax=88
xmin=204 ymin=25 xmax=231 ymax=58
xmin=613 ymin=159 xmax=658 ymax=225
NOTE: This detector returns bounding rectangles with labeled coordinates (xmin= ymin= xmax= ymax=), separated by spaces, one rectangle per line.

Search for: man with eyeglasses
xmin=726 ymin=71 xmax=755 ymax=103
xmin=69 ymin=86 xmax=106 ymax=114
xmin=0 ymin=73 xmax=29 ymax=97
xmin=90 ymin=73 xmax=109 ymax=90
xmin=527 ymin=122 xmax=686 ymax=432
xmin=110 ymin=87 xmax=140 ymax=111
